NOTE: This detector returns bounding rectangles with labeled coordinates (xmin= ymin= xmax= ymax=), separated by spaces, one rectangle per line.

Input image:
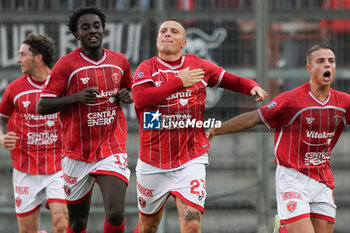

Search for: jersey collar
xmin=156 ymin=56 xmax=185 ymax=70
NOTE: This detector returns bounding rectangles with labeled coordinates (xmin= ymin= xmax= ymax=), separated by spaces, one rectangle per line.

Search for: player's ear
xmin=305 ymin=64 xmax=312 ymax=72
xmin=181 ymin=40 xmax=187 ymax=49
xmin=35 ymin=53 xmax=43 ymax=63
xmin=72 ymin=32 xmax=80 ymax=40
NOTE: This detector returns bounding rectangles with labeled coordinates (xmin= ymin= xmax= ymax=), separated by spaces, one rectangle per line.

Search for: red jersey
xmin=258 ymin=82 xmax=350 ymax=189
xmin=40 ymin=48 xmax=131 ymax=162
xmin=0 ymin=75 xmax=62 ymax=175
xmin=132 ymin=55 xmax=255 ymax=169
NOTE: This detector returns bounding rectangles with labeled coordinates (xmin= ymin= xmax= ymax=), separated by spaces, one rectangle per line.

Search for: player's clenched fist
xmin=0 ymin=132 xmax=20 ymax=150
xmin=177 ymin=67 xmax=205 ymax=88
xmin=76 ymin=87 xmax=100 ymax=104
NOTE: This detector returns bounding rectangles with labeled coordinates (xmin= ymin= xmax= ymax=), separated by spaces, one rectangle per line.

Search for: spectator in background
xmin=320 ymin=0 xmax=350 ymax=65
xmin=0 ymin=33 xmax=68 ymax=233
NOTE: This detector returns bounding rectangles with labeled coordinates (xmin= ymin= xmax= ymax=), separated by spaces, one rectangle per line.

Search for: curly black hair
xmin=68 ymin=6 xmax=106 ymax=34
xmin=23 ymin=33 xmax=55 ymax=68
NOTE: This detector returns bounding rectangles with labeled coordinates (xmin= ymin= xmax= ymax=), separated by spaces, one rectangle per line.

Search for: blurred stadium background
xmin=1 ymin=0 xmax=350 ymax=232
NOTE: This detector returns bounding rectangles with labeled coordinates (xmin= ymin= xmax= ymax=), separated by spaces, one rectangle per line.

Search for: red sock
xmin=67 ymin=224 xmax=87 ymax=233
xmin=104 ymin=218 xmax=125 ymax=233
xmin=134 ymin=224 xmax=139 ymax=233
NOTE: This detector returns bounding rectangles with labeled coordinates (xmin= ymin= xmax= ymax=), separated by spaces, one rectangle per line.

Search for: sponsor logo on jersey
xmin=22 ymin=101 xmax=31 ymax=108
xmin=95 ymin=88 xmax=118 ymax=98
xmin=282 ymin=192 xmax=302 ymax=201
xmin=15 ymin=197 xmax=22 ymax=207
xmin=136 ymin=72 xmax=144 ymax=79
xmin=306 ymin=130 xmax=334 ymax=139
xmin=198 ymin=195 xmax=205 ymax=201
xmin=80 ymin=77 xmax=90 ymax=84
xmin=27 ymin=131 xmax=58 ymax=145
xmin=47 ymin=120 xmax=55 ymax=127
xmin=138 ymin=197 xmax=146 ymax=208
xmin=305 ymin=117 xmax=315 ymax=124
xmin=166 ymin=90 xmax=192 ymax=101
xmin=137 ymin=182 xmax=154 ymax=197
xmin=155 ymin=81 xmax=162 ymax=87
xmin=267 ymin=101 xmax=277 ymax=110
xmin=62 ymin=174 xmax=78 ymax=184
xmin=87 ymin=109 xmax=116 ymax=127
xmin=305 ymin=151 xmax=330 ymax=165
xmin=15 ymin=186 xmax=29 ymax=194
xmin=287 ymin=201 xmax=297 ymax=212
xmin=179 ymin=98 xmax=188 ymax=106
xmin=24 ymin=113 xmax=58 ymax=121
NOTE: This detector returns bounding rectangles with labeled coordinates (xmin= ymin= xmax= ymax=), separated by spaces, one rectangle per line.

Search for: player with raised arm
xmin=37 ymin=7 xmax=132 ymax=233
xmin=132 ymin=19 xmax=267 ymax=233
xmin=0 ymin=33 xmax=67 ymax=233
xmin=207 ymin=44 xmax=350 ymax=233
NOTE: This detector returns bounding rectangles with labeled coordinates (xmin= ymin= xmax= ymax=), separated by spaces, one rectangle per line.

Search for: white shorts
xmin=13 ymin=169 xmax=65 ymax=217
xmin=62 ymin=154 xmax=130 ymax=204
xmin=136 ymin=163 xmax=206 ymax=216
xmin=276 ymin=165 xmax=336 ymax=224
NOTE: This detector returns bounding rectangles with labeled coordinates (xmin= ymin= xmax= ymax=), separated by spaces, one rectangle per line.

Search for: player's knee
xmin=105 ymin=208 xmax=124 ymax=225
xmin=53 ymin=223 xmax=67 ymax=233
xmin=18 ymin=225 xmax=37 ymax=233
xmin=52 ymin=218 xmax=68 ymax=233
xmin=70 ymin=219 xmax=88 ymax=233
xmin=139 ymin=223 xmax=158 ymax=233
xmin=183 ymin=220 xmax=201 ymax=233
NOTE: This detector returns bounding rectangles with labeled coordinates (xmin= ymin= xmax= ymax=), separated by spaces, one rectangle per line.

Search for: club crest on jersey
xmin=267 ymin=101 xmax=277 ymax=110
xmin=111 ymin=73 xmax=120 ymax=84
xmin=138 ymin=197 xmax=146 ymax=208
xmin=287 ymin=201 xmax=297 ymax=212
xmin=305 ymin=117 xmax=315 ymax=124
xmin=64 ymin=185 xmax=71 ymax=196
xmin=333 ymin=114 xmax=340 ymax=125
xmin=80 ymin=77 xmax=90 ymax=85
xmin=22 ymin=101 xmax=31 ymax=108
xmin=15 ymin=197 xmax=22 ymax=207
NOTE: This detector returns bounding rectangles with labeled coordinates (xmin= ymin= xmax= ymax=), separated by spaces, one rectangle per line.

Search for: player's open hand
xmin=116 ymin=88 xmax=133 ymax=104
xmin=250 ymin=86 xmax=268 ymax=102
xmin=177 ymin=67 xmax=205 ymax=88
xmin=206 ymin=128 xmax=215 ymax=141
xmin=0 ymin=132 xmax=20 ymax=150
xmin=76 ymin=87 xmax=100 ymax=104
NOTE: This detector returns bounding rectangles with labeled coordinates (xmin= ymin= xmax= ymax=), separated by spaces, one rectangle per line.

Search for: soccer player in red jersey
xmin=131 ymin=19 xmax=268 ymax=233
xmin=37 ymin=7 xmax=132 ymax=233
xmin=0 ymin=33 xmax=68 ymax=233
xmin=207 ymin=44 xmax=350 ymax=233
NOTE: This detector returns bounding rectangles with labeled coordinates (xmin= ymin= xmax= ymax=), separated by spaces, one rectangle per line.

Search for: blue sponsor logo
xmin=136 ymin=72 xmax=144 ymax=79
xmin=143 ymin=110 xmax=161 ymax=129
